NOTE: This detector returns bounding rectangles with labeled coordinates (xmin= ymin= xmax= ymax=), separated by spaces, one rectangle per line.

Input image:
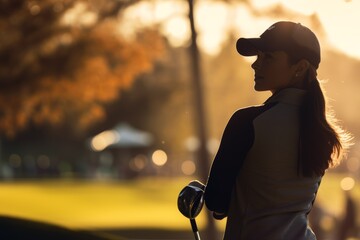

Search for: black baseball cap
xmin=236 ymin=21 xmax=321 ymax=69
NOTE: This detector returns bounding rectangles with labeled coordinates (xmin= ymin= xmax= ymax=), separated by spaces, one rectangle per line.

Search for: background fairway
xmin=0 ymin=177 xmax=202 ymax=230
xmin=0 ymin=172 xmax=358 ymax=233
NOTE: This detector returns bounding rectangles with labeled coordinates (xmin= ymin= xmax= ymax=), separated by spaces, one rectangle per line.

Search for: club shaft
xmin=190 ymin=218 xmax=201 ymax=240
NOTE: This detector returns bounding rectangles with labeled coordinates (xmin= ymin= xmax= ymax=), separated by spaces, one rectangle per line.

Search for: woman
xmin=204 ymin=21 xmax=352 ymax=239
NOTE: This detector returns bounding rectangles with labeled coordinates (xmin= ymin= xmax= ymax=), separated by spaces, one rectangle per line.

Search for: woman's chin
xmin=254 ymin=84 xmax=268 ymax=92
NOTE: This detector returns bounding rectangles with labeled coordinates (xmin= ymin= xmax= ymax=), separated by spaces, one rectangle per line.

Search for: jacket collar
xmin=265 ymin=88 xmax=307 ymax=106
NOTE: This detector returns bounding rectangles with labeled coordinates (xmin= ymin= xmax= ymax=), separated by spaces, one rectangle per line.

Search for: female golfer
xmin=204 ymin=21 xmax=351 ymax=239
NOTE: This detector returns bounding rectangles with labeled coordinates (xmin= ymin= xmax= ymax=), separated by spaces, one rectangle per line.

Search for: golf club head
xmin=177 ymin=180 xmax=205 ymax=219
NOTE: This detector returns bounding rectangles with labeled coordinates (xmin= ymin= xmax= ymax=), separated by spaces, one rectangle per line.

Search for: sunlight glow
xmin=62 ymin=2 xmax=98 ymax=27
xmin=120 ymin=0 xmax=360 ymax=59
xmin=239 ymin=0 xmax=360 ymax=59
xmin=252 ymin=0 xmax=279 ymax=9
xmin=252 ymin=0 xmax=317 ymax=15
xmin=196 ymin=1 xmax=229 ymax=55
xmin=315 ymin=0 xmax=360 ymax=59
xmin=162 ymin=16 xmax=190 ymax=47
xmin=119 ymin=0 xmax=188 ymax=43
xmin=280 ymin=0 xmax=317 ymax=15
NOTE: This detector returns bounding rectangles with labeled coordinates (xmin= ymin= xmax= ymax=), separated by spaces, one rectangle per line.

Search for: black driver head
xmin=177 ymin=180 xmax=205 ymax=219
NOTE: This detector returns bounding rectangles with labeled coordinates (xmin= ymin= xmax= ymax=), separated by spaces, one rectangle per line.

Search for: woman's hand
xmin=213 ymin=211 xmax=227 ymax=220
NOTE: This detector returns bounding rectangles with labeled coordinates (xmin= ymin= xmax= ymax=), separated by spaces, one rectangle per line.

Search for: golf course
xmin=0 ymin=172 xmax=358 ymax=239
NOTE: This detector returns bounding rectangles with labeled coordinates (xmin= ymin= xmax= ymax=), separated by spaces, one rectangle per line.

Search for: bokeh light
xmin=61 ymin=2 xmax=98 ymax=26
xmin=185 ymin=136 xmax=200 ymax=152
xmin=346 ymin=156 xmax=360 ymax=172
xmin=340 ymin=177 xmax=355 ymax=191
xmin=181 ymin=160 xmax=196 ymax=176
xmin=90 ymin=130 xmax=120 ymax=152
xmin=129 ymin=154 xmax=148 ymax=171
xmin=162 ymin=16 xmax=190 ymax=47
xmin=207 ymin=138 xmax=220 ymax=155
xmin=29 ymin=4 xmax=41 ymax=16
xmin=152 ymin=149 xmax=167 ymax=166
xmin=320 ymin=215 xmax=335 ymax=232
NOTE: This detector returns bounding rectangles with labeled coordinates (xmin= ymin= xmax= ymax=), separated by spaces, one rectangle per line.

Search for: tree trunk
xmin=187 ymin=0 xmax=219 ymax=239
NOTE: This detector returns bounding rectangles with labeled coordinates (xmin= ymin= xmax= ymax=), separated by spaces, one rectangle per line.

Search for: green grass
xmin=0 ymin=172 xmax=358 ymax=232
xmin=0 ymin=177 xmax=203 ymax=230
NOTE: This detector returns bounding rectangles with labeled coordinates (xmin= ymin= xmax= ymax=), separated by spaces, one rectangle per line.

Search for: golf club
xmin=177 ymin=180 xmax=205 ymax=240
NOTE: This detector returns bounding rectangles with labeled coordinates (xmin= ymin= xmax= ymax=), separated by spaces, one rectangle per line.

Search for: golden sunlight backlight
xmin=62 ymin=2 xmax=97 ymax=27
xmin=233 ymin=0 xmax=360 ymax=59
xmin=121 ymin=0 xmax=360 ymax=59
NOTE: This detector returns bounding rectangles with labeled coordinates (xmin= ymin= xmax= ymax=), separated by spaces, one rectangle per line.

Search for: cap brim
xmin=236 ymin=38 xmax=265 ymax=56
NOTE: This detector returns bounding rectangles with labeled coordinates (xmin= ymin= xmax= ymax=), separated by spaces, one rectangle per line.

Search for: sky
xmin=120 ymin=0 xmax=360 ymax=59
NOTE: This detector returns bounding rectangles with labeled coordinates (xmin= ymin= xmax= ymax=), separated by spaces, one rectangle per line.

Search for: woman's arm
xmin=204 ymin=108 xmax=255 ymax=216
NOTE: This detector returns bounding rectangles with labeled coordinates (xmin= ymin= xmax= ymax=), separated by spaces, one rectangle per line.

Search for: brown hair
xmin=296 ymin=65 xmax=352 ymax=176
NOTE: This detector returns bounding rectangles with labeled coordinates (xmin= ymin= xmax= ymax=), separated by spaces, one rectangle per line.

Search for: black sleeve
xmin=204 ymin=107 xmax=260 ymax=215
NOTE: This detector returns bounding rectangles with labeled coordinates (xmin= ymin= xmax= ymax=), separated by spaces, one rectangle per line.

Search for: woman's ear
xmin=290 ymin=59 xmax=310 ymax=88
xmin=294 ymin=59 xmax=310 ymax=77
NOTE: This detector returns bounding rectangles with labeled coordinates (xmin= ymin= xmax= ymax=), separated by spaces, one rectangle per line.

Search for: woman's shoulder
xmin=231 ymin=102 xmax=278 ymax=121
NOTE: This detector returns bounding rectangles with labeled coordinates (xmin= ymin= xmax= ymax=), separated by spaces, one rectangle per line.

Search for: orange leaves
xmin=0 ymin=19 xmax=164 ymax=138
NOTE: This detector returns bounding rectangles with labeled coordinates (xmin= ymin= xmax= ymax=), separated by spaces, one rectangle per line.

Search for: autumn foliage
xmin=0 ymin=0 xmax=164 ymax=138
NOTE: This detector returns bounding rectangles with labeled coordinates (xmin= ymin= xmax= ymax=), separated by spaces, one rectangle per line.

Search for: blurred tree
xmin=96 ymin=43 xmax=194 ymax=155
xmin=0 ymin=0 xmax=164 ymax=138
xmin=187 ymin=1 xmax=218 ymax=239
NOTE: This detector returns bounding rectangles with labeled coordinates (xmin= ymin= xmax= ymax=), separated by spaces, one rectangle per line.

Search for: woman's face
xmin=251 ymin=51 xmax=297 ymax=93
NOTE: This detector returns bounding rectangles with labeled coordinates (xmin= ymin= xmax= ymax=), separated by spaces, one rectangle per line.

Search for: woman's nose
xmin=251 ymin=59 xmax=259 ymax=70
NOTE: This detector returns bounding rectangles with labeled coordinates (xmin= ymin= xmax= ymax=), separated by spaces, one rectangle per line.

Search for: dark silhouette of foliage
xmin=0 ymin=0 xmax=163 ymax=138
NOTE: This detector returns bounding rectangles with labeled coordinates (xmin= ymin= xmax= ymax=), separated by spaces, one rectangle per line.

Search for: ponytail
xmin=298 ymin=66 xmax=352 ymax=177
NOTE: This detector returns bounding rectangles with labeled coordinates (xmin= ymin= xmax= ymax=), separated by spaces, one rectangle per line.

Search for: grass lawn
xmin=0 ymin=172 xmax=358 ymax=233
xmin=0 ymin=177 xmax=202 ymax=231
